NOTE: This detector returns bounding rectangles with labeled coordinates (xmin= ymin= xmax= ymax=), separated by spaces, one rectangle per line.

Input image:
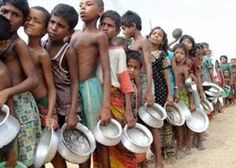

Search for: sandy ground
xmin=46 ymin=104 xmax=236 ymax=168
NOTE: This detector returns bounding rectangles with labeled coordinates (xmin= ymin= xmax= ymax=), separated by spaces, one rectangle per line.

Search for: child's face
xmin=175 ymin=48 xmax=186 ymax=63
xmin=99 ymin=17 xmax=117 ymax=40
xmin=181 ymin=38 xmax=193 ymax=51
xmin=220 ymin=57 xmax=227 ymax=64
xmin=47 ymin=14 xmax=71 ymax=42
xmin=127 ymin=58 xmax=141 ymax=80
xmin=79 ymin=0 xmax=103 ymax=22
xmin=24 ymin=9 xmax=47 ymax=38
xmin=121 ymin=26 xmax=135 ymax=38
xmin=149 ymin=28 xmax=164 ymax=47
xmin=0 ymin=3 xmax=24 ymax=32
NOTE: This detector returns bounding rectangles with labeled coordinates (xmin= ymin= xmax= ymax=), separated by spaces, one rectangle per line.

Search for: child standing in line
xmin=121 ymin=10 xmax=154 ymax=107
xmin=0 ymin=0 xmax=42 ymax=167
xmin=44 ymin=4 xmax=81 ymax=168
xmin=70 ymin=0 xmax=111 ymax=167
xmin=147 ymin=27 xmax=174 ymax=167
xmin=172 ymin=43 xmax=195 ymax=158
xmin=0 ymin=15 xmax=17 ymax=168
xmin=24 ymin=6 xmax=57 ymax=128
xmin=98 ymin=10 xmax=137 ymax=168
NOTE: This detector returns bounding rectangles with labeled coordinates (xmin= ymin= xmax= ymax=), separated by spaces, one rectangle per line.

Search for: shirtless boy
xmin=0 ymin=0 xmax=41 ymax=167
xmin=24 ymin=6 xmax=57 ymax=128
xmin=70 ymin=0 xmax=111 ymax=167
xmin=121 ymin=10 xmax=154 ymax=106
xmin=0 ymin=14 xmax=17 ymax=168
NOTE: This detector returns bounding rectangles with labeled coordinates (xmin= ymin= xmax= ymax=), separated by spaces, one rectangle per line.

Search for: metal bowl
xmin=164 ymin=103 xmax=185 ymax=126
xmin=201 ymin=99 xmax=214 ymax=114
xmin=93 ymin=119 xmax=122 ymax=146
xmin=0 ymin=104 xmax=20 ymax=149
xmin=202 ymin=81 xmax=224 ymax=93
xmin=121 ymin=123 xmax=153 ymax=154
xmin=138 ymin=103 xmax=166 ymax=128
xmin=175 ymin=100 xmax=191 ymax=122
xmin=58 ymin=123 xmax=96 ymax=164
xmin=186 ymin=109 xmax=209 ymax=133
xmin=185 ymin=77 xmax=197 ymax=92
xmin=34 ymin=127 xmax=59 ymax=168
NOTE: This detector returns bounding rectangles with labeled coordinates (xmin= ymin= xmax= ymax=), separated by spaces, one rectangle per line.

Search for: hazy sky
xmin=25 ymin=0 xmax=236 ymax=59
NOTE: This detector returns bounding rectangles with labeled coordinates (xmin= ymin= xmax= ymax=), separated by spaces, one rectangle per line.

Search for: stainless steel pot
xmin=201 ymin=98 xmax=214 ymax=114
xmin=58 ymin=123 xmax=96 ymax=164
xmin=175 ymin=100 xmax=191 ymax=122
xmin=121 ymin=123 xmax=153 ymax=154
xmin=138 ymin=103 xmax=166 ymax=128
xmin=0 ymin=104 xmax=20 ymax=148
xmin=186 ymin=109 xmax=209 ymax=133
xmin=93 ymin=119 xmax=122 ymax=146
xmin=165 ymin=103 xmax=185 ymax=126
xmin=34 ymin=127 xmax=59 ymax=168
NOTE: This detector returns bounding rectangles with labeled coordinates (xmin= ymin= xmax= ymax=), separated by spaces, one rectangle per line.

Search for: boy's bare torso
xmin=70 ymin=30 xmax=102 ymax=82
xmin=175 ymin=64 xmax=187 ymax=89
xmin=1 ymin=38 xmax=25 ymax=86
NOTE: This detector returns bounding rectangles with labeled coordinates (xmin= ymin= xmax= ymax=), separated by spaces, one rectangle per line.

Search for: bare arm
xmin=164 ymin=68 xmax=173 ymax=105
xmin=0 ymin=40 xmax=38 ymax=106
xmin=97 ymin=32 xmax=111 ymax=125
xmin=124 ymin=93 xmax=136 ymax=128
xmin=39 ymin=51 xmax=57 ymax=121
xmin=66 ymin=47 xmax=79 ymax=129
xmin=140 ymin=39 xmax=154 ymax=105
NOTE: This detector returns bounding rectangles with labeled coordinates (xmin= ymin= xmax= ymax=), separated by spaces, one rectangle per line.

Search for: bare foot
xmin=185 ymin=148 xmax=192 ymax=155
xmin=165 ymin=157 xmax=175 ymax=165
xmin=197 ymin=142 xmax=206 ymax=151
xmin=176 ymin=149 xmax=186 ymax=160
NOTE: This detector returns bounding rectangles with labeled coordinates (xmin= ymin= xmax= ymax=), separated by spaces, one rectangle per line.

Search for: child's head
xmin=173 ymin=43 xmax=187 ymax=63
xmin=126 ymin=49 xmax=142 ymax=80
xmin=112 ymin=36 xmax=129 ymax=52
xmin=179 ymin=34 xmax=196 ymax=56
xmin=24 ymin=6 xmax=50 ymax=38
xmin=195 ymin=43 xmax=203 ymax=57
xmin=121 ymin=10 xmax=142 ymax=38
xmin=79 ymin=0 xmax=104 ymax=23
xmin=99 ymin=10 xmax=121 ymax=40
xmin=48 ymin=4 xmax=78 ymax=42
xmin=220 ymin=55 xmax=228 ymax=64
xmin=147 ymin=26 xmax=168 ymax=52
xmin=0 ymin=15 xmax=11 ymax=52
xmin=185 ymin=58 xmax=194 ymax=73
xmin=201 ymin=42 xmax=209 ymax=55
xmin=0 ymin=0 xmax=29 ymax=32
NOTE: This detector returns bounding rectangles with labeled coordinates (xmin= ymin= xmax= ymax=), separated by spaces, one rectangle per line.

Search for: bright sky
xmin=23 ymin=0 xmax=236 ymax=60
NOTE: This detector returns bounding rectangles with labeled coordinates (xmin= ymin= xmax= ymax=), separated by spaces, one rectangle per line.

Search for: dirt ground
xmin=46 ymin=104 xmax=236 ymax=168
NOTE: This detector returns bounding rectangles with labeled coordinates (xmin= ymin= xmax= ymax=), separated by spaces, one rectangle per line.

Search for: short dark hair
xmin=126 ymin=49 xmax=143 ymax=68
xmin=31 ymin=6 xmax=50 ymax=28
xmin=121 ymin=10 xmax=142 ymax=31
xmin=95 ymin=0 xmax=104 ymax=8
xmin=220 ymin=55 xmax=228 ymax=61
xmin=0 ymin=0 xmax=29 ymax=19
xmin=51 ymin=3 xmax=78 ymax=29
xmin=100 ymin=10 xmax=121 ymax=33
xmin=0 ymin=15 xmax=11 ymax=40
xmin=173 ymin=43 xmax=188 ymax=56
xmin=201 ymin=42 xmax=209 ymax=47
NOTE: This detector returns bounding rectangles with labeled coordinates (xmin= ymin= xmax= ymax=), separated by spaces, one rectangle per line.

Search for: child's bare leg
xmin=197 ymin=133 xmax=205 ymax=150
xmin=150 ymin=127 xmax=163 ymax=168
xmin=176 ymin=126 xmax=185 ymax=159
xmin=51 ymin=152 xmax=67 ymax=168
xmin=97 ymin=143 xmax=110 ymax=168
xmin=6 ymin=141 xmax=17 ymax=168
xmin=185 ymin=129 xmax=193 ymax=154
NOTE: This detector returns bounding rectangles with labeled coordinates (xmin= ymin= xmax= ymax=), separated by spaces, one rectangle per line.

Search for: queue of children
xmin=0 ymin=0 xmax=235 ymax=168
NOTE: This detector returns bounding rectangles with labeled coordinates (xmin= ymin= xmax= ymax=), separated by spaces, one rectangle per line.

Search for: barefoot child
xmin=147 ymin=27 xmax=174 ymax=167
xmin=0 ymin=14 xmax=17 ymax=168
xmin=44 ymin=4 xmax=81 ymax=168
xmin=98 ymin=10 xmax=137 ymax=167
xmin=0 ymin=0 xmax=42 ymax=167
xmin=70 ymin=0 xmax=111 ymax=167
xmin=24 ymin=6 xmax=57 ymax=128
xmin=172 ymin=43 xmax=195 ymax=157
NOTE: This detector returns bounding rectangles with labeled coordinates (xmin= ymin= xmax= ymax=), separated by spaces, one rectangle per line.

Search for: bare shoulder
xmin=70 ymin=30 xmax=82 ymax=44
xmin=38 ymin=48 xmax=50 ymax=59
xmin=95 ymin=30 xmax=108 ymax=41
